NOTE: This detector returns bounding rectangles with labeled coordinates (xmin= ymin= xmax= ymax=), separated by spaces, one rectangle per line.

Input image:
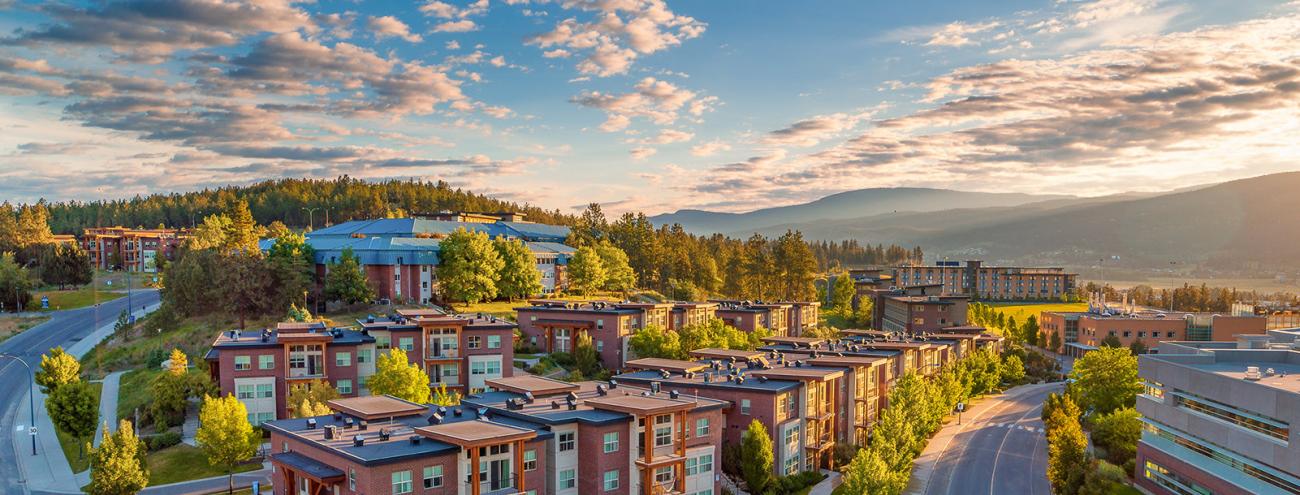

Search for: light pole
xmin=302 ymin=207 xmax=322 ymax=231
xmin=0 ymin=354 xmax=38 ymax=456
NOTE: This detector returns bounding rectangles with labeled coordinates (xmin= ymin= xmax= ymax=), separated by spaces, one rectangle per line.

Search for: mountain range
xmin=650 ymin=172 xmax=1300 ymax=269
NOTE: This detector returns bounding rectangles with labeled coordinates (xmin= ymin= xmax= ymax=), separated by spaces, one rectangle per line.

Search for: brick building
xmin=80 ymin=226 xmax=188 ymax=272
xmin=515 ymin=300 xmax=674 ymax=368
xmin=206 ymin=309 xmax=516 ymax=423
xmin=893 ymin=260 xmax=1077 ymax=301
xmin=871 ymin=284 xmax=971 ymax=335
xmin=1042 ymin=295 xmax=1268 ymax=357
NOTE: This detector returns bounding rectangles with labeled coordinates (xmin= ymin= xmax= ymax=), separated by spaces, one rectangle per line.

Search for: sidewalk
xmin=809 ymin=470 xmax=841 ymax=495
xmin=905 ymin=382 xmax=1061 ymax=495
xmin=14 ymin=303 xmax=159 ymax=495
xmin=140 ymin=464 xmax=273 ymax=495
xmin=92 ymin=371 xmax=126 ymax=448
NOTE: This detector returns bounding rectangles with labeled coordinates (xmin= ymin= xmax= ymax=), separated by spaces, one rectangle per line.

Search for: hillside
xmin=649 ymin=187 xmax=1071 ymax=234
xmin=753 ymin=172 xmax=1300 ymax=269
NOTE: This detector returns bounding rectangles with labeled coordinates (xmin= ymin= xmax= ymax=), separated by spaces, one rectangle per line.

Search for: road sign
xmin=40 ymin=296 xmax=49 ymax=309
xmin=956 ymin=402 xmax=965 ymax=412
xmin=29 ymin=426 xmax=37 ymax=435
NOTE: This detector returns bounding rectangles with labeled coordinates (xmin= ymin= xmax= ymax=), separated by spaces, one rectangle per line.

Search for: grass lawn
xmin=116 ymin=368 xmax=163 ymax=422
xmin=0 ymin=314 xmax=50 ymax=344
xmin=147 ymin=444 xmax=262 ymax=486
xmin=55 ymin=381 xmax=103 ymax=473
xmin=1108 ymin=484 xmax=1142 ymax=495
xmin=83 ymin=312 xmax=280 ymax=376
xmin=34 ymin=288 xmax=125 ymax=312
xmin=986 ymin=302 xmax=1088 ymax=323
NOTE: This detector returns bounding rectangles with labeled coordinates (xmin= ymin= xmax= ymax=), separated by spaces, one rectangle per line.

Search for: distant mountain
xmin=649 ymin=188 xmax=1073 ymax=235
xmin=748 ymin=172 xmax=1300 ymax=269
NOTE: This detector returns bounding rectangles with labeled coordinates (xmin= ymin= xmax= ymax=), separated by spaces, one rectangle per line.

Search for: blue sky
xmin=2 ymin=0 xmax=1299 ymax=215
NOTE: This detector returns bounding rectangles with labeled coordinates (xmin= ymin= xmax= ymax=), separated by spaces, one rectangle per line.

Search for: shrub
xmin=144 ymin=430 xmax=182 ymax=451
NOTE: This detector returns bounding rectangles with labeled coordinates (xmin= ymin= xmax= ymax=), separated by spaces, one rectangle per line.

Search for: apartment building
xmin=1137 ymin=337 xmax=1300 ymax=495
xmin=871 ymin=284 xmax=971 ymax=335
xmin=357 ymin=309 xmax=517 ymax=394
xmin=271 ymin=215 xmax=574 ymax=303
xmin=788 ymin=301 xmax=822 ymax=336
xmin=893 ymin=260 xmax=1077 ymax=301
xmin=264 ymin=375 xmax=725 ymax=495
xmin=207 ymin=309 xmax=516 ymax=422
xmin=1044 ymin=296 xmax=1267 ymax=357
xmin=670 ymin=302 xmax=719 ymax=330
xmin=845 ymin=268 xmax=894 ymax=310
xmin=712 ymin=300 xmax=793 ymax=337
xmin=515 ymin=300 xmax=673 ymax=368
xmin=80 ymin=226 xmax=188 ymax=272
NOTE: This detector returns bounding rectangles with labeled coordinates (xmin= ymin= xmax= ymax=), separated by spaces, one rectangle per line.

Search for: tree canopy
xmin=88 ymin=419 xmax=149 ymax=495
xmin=324 ymin=247 xmax=375 ymax=305
xmin=740 ymin=419 xmax=774 ymax=493
xmin=36 ymin=346 xmax=81 ymax=393
xmin=367 ymin=348 xmax=431 ymax=403
xmin=493 ymin=236 xmax=542 ymax=300
xmin=196 ymin=394 xmax=261 ymax=494
xmin=565 ymin=245 xmax=606 ymax=295
xmin=436 ymin=228 xmax=503 ymax=305
xmin=1069 ymin=346 xmax=1142 ymax=415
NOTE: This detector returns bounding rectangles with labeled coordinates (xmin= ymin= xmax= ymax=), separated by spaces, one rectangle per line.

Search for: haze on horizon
xmin=2 ymin=0 xmax=1299 ymax=216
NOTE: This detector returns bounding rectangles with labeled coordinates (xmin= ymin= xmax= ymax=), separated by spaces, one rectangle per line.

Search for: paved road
xmin=0 ymin=290 xmax=160 ymax=495
xmin=922 ymin=383 xmax=1060 ymax=495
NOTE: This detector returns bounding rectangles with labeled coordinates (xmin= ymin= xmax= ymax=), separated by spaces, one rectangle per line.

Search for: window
xmin=335 ymin=352 xmax=351 ymax=367
xmin=256 ymin=383 xmax=273 ymax=398
xmin=741 ymin=399 xmax=751 ymax=415
xmin=392 ymin=470 xmax=413 ymax=494
xmin=603 ymin=470 xmax=619 ymax=491
xmin=357 ymin=349 xmax=371 ymax=364
xmin=1167 ymin=331 xmax=1175 ymax=338
xmin=399 ymin=337 xmax=414 ymax=351
xmin=696 ymin=418 xmax=710 ymax=437
xmin=376 ymin=335 xmax=391 ymax=350
xmin=234 ymin=356 xmax=251 ymax=371
xmin=337 ymin=379 xmax=352 ymax=395
xmin=487 ymin=335 xmax=501 ymax=349
xmin=596 ymin=340 xmax=604 ymax=353
xmin=686 ymin=457 xmax=698 ymax=475
xmin=559 ymin=469 xmax=576 ymax=489
xmin=423 ymin=465 xmax=443 ymax=488
xmin=603 ymin=431 xmax=619 ymax=453
xmin=654 ymin=414 xmax=672 ymax=447
xmin=258 ymin=355 xmax=274 ymax=370
xmin=523 ymin=449 xmax=536 ymax=471
xmin=471 ymin=360 xmax=502 ymax=376
xmin=654 ymin=466 xmax=673 ymax=485
xmin=1173 ymin=390 xmax=1290 ymax=441
xmin=349 ymin=468 xmax=356 ymax=490
xmin=697 ymin=453 xmax=713 ymax=474
xmin=559 ymin=432 xmax=575 ymax=451
xmin=236 ymin=384 xmax=254 ymax=399
xmin=468 ymin=336 xmax=482 ymax=349
xmin=596 ymin=319 xmax=604 ymax=329
xmin=687 ymin=453 xmax=713 ymax=476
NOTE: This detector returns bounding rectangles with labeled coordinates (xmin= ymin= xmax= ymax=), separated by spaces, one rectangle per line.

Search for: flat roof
xmin=625 ymin=358 xmax=709 ymax=374
xmin=327 ymin=395 xmax=428 ymax=420
xmin=486 ymin=375 xmax=580 ymax=397
xmin=751 ymin=366 xmax=845 ymax=381
xmin=688 ymin=348 xmax=766 ymax=361
xmin=415 ymin=419 xmax=537 ymax=447
xmin=465 ymin=381 xmax=726 ymax=426
xmin=1146 ymin=349 xmax=1300 ymax=395
xmin=761 ymin=336 xmax=826 ymax=347
xmin=584 ymin=394 xmax=698 ymax=415
xmin=615 ymin=368 xmax=801 ymax=393
xmin=807 ymin=355 xmax=889 ymax=368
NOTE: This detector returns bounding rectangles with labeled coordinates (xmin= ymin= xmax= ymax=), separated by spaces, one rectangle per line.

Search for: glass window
xmin=423 ymin=465 xmax=443 ymax=488
xmin=376 ymin=335 xmax=391 ymax=350
xmin=399 ymin=337 xmax=414 ymax=351
xmin=559 ymin=432 xmax=575 ymax=451
xmin=741 ymin=399 xmax=751 ymax=415
xmin=487 ymin=335 xmax=501 ymax=349
xmin=523 ymin=449 xmax=536 ymax=471
xmin=696 ymin=418 xmax=709 ymax=437
xmin=349 ymin=468 xmax=356 ymax=490
xmin=236 ymin=384 xmax=254 ymax=399
xmin=698 ymin=453 xmax=713 ymax=474
xmin=234 ymin=356 xmax=251 ymax=371
xmin=258 ymin=355 xmax=274 ymax=370
xmin=468 ymin=336 xmax=482 ymax=349
xmin=357 ymin=349 xmax=371 ymax=364
xmin=256 ymin=383 xmax=273 ymax=398
xmin=654 ymin=415 xmax=672 ymax=447
xmin=335 ymin=352 xmax=351 ymax=367
xmin=559 ymin=469 xmax=576 ymax=489
xmin=391 ymin=470 xmax=413 ymax=494
xmin=603 ymin=470 xmax=619 ymax=491
xmin=603 ymin=431 xmax=618 ymax=453
xmin=337 ymin=379 xmax=352 ymax=395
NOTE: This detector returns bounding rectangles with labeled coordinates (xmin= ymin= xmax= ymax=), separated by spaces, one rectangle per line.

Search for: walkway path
xmin=140 ymin=464 xmax=273 ymax=495
xmin=808 ymin=469 xmax=841 ymax=495
xmin=91 ymin=371 xmax=125 ymax=448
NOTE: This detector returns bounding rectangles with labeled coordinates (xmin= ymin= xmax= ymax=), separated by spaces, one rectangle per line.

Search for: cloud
xmin=690 ymin=140 xmax=731 ymax=157
xmin=762 ymin=112 xmax=874 ymax=147
xmin=629 ymin=146 xmax=657 ymax=160
xmin=1071 ymin=0 xmax=1159 ymax=28
xmin=421 ymin=0 xmax=489 ymax=19
xmin=925 ymin=21 xmax=1000 ymax=47
xmin=572 ymin=77 xmax=715 ymax=131
xmin=368 ymin=16 xmax=422 ymax=42
xmin=523 ymin=0 xmax=705 ymax=77
xmin=435 ymin=20 xmax=479 ymax=32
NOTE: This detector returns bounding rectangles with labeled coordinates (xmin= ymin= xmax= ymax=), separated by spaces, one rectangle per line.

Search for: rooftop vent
xmin=651 ymin=382 xmax=661 ymax=394
xmin=551 ymin=400 xmax=561 ymax=410
xmin=757 ymin=376 xmax=768 ymax=383
xmin=1245 ymin=366 xmax=1262 ymax=380
xmin=353 ymin=435 xmax=364 ymax=447
xmin=524 ymin=391 xmax=535 ymax=403
xmin=378 ymin=429 xmax=391 ymax=441
xmin=609 ymin=380 xmax=618 ymax=389
xmin=306 ymin=418 xmax=318 ymax=430
xmin=703 ymin=374 xmax=712 ymax=383
xmin=659 ymin=369 xmax=672 ymax=379
xmin=409 ymin=435 xmax=421 ymax=445
xmin=428 ymin=413 xmax=443 ymax=424
xmin=358 ymin=420 xmax=368 ymax=431
xmin=323 ymin=425 xmax=336 ymax=440
xmin=669 ymin=390 xmax=680 ymax=399
xmin=453 ymin=408 xmax=463 ymax=417
xmin=260 ymin=334 xmax=269 ymax=343
xmin=344 ymin=417 xmax=354 ymax=428
xmin=596 ymin=384 xmax=608 ymax=396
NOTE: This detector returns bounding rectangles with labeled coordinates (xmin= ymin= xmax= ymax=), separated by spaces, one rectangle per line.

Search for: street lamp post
xmin=0 ymin=354 xmax=38 ymax=455
xmin=302 ymin=207 xmax=322 ymax=231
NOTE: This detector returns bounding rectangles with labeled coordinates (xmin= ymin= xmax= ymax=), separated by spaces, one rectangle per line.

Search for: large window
xmin=258 ymin=355 xmax=274 ymax=370
xmin=1144 ymin=460 xmax=1212 ymax=495
xmin=686 ymin=453 xmax=713 ymax=475
xmin=1145 ymin=420 xmax=1300 ymax=493
xmin=654 ymin=414 xmax=673 ymax=447
xmin=398 ymin=337 xmax=414 ymax=351
xmin=335 ymin=352 xmax=350 ymax=367
xmin=391 ymin=470 xmax=413 ymax=495
xmin=234 ymin=356 xmax=251 ymax=371
xmin=336 ymin=379 xmax=352 ymax=395
xmin=559 ymin=469 xmax=576 ymax=489
xmin=256 ymin=383 xmax=273 ymax=398
xmin=488 ymin=335 xmax=501 ymax=349
xmin=559 ymin=432 xmax=575 ymax=452
xmin=523 ymin=449 xmax=536 ymax=471
xmin=236 ymin=384 xmax=254 ymax=399
xmin=603 ymin=431 xmax=619 ymax=453
xmin=423 ymin=465 xmax=443 ymax=488
xmin=603 ymin=470 xmax=619 ymax=491
xmin=696 ymin=418 xmax=710 ymax=437
xmin=741 ymin=399 xmax=751 ymax=415
xmin=1173 ymin=390 xmax=1290 ymax=441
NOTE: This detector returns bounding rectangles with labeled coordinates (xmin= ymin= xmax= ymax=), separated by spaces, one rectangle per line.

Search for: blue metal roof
xmin=308 ymin=218 xmax=567 ymax=242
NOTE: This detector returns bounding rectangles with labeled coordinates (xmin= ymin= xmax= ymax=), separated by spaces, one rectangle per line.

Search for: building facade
xmin=80 ymin=226 xmax=188 ymax=272
xmin=871 ymin=284 xmax=971 ymax=335
xmin=1043 ymin=301 xmax=1268 ymax=357
xmin=893 ymin=260 xmax=1077 ymax=301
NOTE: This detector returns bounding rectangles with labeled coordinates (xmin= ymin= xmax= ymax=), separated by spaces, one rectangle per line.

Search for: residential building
xmin=207 ymin=309 xmax=516 ymax=422
xmin=845 ymin=268 xmax=893 ymax=310
xmin=788 ymin=301 xmax=822 ymax=336
xmin=1044 ymin=294 xmax=1267 ymax=357
xmin=893 ymin=260 xmax=1077 ymax=301
xmin=1136 ymin=335 xmax=1300 ymax=495
xmin=871 ymin=285 xmax=971 ymax=335
xmin=515 ymin=300 xmax=676 ymax=368
xmin=669 ymin=302 xmax=719 ymax=330
xmin=267 ymin=215 xmax=574 ymax=303
xmin=265 ymin=374 xmax=726 ymax=495
xmin=712 ymin=300 xmax=793 ymax=337
xmin=80 ymin=226 xmax=188 ymax=272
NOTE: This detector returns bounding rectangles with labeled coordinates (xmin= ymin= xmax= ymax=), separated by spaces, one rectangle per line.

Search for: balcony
xmin=425 ymin=348 xmax=459 ymax=360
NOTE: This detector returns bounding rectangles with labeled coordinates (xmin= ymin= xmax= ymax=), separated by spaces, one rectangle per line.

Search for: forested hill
xmin=40 ymin=177 xmax=574 ymax=233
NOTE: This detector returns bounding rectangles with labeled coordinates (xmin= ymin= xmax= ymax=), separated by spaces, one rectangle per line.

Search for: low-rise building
xmin=80 ymin=226 xmax=188 ymax=272
xmin=712 ymin=300 xmax=793 ymax=336
xmin=1044 ymin=295 xmax=1268 ymax=357
xmin=893 ymin=260 xmax=1077 ymax=301
xmin=515 ymin=300 xmax=664 ymax=368
xmin=871 ymin=285 xmax=971 ymax=335
xmin=1136 ymin=336 xmax=1300 ymax=495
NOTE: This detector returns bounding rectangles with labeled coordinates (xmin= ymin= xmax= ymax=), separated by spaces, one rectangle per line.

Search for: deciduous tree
xmin=367 ymin=348 xmax=431 ymax=403
xmin=196 ymin=394 xmax=261 ymax=494
xmin=492 ymin=236 xmax=541 ymax=301
xmin=1047 ymin=401 xmax=1090 ymax=495
xmin=565 ymin=245 xmax=606 ymax=295
xmin=36 ymin=346 xmax=80 ymax=393
xmin=626 ymin=324 xmax=684 ymax=360
xmin=324 ymin=247 xmax=375 ymax=305
xmin=47 ymin=380 xmax=98 ymax=460
xmin=436 ymin=228 xmax=502 ymax=306
xmin=288 ymin=380 xmax=340 ymax=418
xmin=839 ymin=447 xmax=909 ymax=495
xmin=740 ymin=419 xmax=774 ymax=493
xmin=88 ymin=419 xmax=149 ymax=495
xmin=596 ymin=242 xmax=636 ymax=294
xmin=831 ymin=271 xmax=855 ymax=314
xmin=0 ymin=252 xmax=34 ymax=313
xmin=1069 ymin=346 xmax=1141 ymax=415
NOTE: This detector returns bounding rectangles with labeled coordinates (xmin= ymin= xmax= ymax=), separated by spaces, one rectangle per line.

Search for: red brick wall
xmin=323 ymin=344 xmax=362 ymax=397
xmin=1078 ymin=317 xmax=1185 ymax=348
xmin=364 ymin=265 xmax=394 ymax=300
xmin=517 ymin=309 xmax=631 ymax=366
xmin=577 ymin=421 xmax=632 ymax=495
xmin=216 ymin=347 xmax=286 ymax=416
xmin=1209 ymin=315 xmax=1267 ymax=341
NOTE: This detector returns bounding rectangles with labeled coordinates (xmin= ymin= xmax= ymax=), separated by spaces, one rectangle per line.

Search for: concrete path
xmin=808 ymin=469 xmax=841 ymax=495
xmin=140 ymin=463 xmax=273 ymax=495
xmin=92 ymin=371 xmax=126 ymax=448
xmin=907 ymin=382 xmax=1062 ymax=495
xmin=181 ymin=400 xmax=199 ymax=446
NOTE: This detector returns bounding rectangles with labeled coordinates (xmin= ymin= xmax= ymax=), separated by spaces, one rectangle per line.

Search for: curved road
xmin=922 ymin=383 xmax=1060 ymax=495
xmin=0 ymin=290 xmax=160 ymax=495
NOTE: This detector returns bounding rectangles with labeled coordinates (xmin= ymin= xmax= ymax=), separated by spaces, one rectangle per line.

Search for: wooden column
xmin=470 ymin=447 xmax=482 ymax=495
xmin=675 ymin=411 xmax=686 ymax=494
xmin=642 ymin=417 xmax=654 ymax=495
xmin=515 ymin=440 xmax=526 ymax=493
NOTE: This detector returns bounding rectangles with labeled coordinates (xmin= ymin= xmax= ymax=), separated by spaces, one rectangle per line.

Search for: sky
xmin=2 ymin=0 xmax=1300 ymax=216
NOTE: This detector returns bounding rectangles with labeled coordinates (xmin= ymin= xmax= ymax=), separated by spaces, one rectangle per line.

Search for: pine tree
xmin=222 ymin=199 xmax=259 ymax=254
xmin=367 ymin=348 xmax=431 ymax=403
xmin=436 ymin=228 xmax=503 ymax=306
xmin=831 ymin=271 xmax=855 ymax=314
xmin=15 ymin=204 xmax=54 ymax=249
xmin=324 ymin=247 xmax=375 ymax=305
xmin=195 ymin=394 xmax=261 ymax=494
xmin=220 ymin=252 xmax=274 ymax=329
xmin=88 ymin=419 xmax=149 ymax=495
xmin=566 ymin=246 xmax=606 ymax=295
xmin=267 ymin=233 xmax=315 ymax=311
xmin=740 ymin=419 xmax=774 ymax=493
xmin=492 ymin=236 xmax=541 ymax=301
xmin=573 ymin=332 xmax=599 ymax=375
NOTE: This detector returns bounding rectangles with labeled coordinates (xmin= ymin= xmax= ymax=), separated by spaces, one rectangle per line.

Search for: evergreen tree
xmin=88 ymin=419 xmax=149 ymax=495
xmin=596 ymin=242 xmax=636 ymax=295
xmin=151 ymin=366 xmax=189 ymax=428
xmin=436 ymin=228 xmax=503 ymax=306
xmin=367 ymin=348 xmax=431 ymax=403
xmin=324 ymin=247 xmax=375 ymax=305
xmin=15 ymin=204 xmax=54 ymax=249
xmin=831 ymin=271 xmax=855 ymax=314
xmin=195 ymin=394 xmax=261 ymax=494
xmin=1128 ymin=338 xmax=1149 ymax=355
xmin=219 ymin=252 xmax=274 ymax=329
xmin=839 ymin=447 xmax=909 ymax=495
xmin=267 ymin=233 xmax=315 ymax=311
xmin=1022 ymin=315 xmax=1040 ymax=346
xmin=186 ymin=214 xmax=232 ymax=251
xmin=36 ymin=346 xmax=81 ymax=393
xmin=1048 ymin=331 xmax=1062 ymax=353
xmin=566 ymin=245 xmax=606 ymax=295
xmin=492 ymin=236 xmax=541 ymax=301
xmin=0 ymin=252 xmax=34 ymax=312
xmin=47 ymin=381 xmax=98 ymax=460
xmin=1047 ymin=399 xmax=1090 ymax=495
xmin=222 ymin=199 xmax=260 ymax=254
xmin=739 ymin=419 xmax=774 ymax=493
xmin=567 ymin=203 xmax=607 ymax=247
xmin=573 ymin=332 xmax=600 ymax=375
xmin=0 ymin=202 xmax=18 ymax=254
xmin=40 ymin=243 xmax=93 ymax=289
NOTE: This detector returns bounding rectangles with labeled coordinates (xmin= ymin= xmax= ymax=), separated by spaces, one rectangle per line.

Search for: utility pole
xmin=302 ymin=207 xmax=322 ymax=231
xmin=0 ymin=354 xmax=38 ymax=455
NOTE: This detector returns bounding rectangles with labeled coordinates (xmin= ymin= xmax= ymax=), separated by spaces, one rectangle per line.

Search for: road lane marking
xmin=988 ymin=390 xmax=1050 ymax=495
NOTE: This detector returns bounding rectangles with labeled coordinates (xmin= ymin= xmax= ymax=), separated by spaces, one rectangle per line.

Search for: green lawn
xmin=54 ymin=382 xmax=103 ymax=473
xmin=116 ymin=368 xmax=163 ymax=422
xmin=986 ymin=302 xmax=1088 ymax=323
xmin=1108 ymin=484 xmax=1142 ymax=495
xmin=147 ymin=444 xmax=262 ymax=485
xmin=34 ymin=288 xmax=125 ymax=312
xmin=82 ymin=312 xmax=280 ymax=376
